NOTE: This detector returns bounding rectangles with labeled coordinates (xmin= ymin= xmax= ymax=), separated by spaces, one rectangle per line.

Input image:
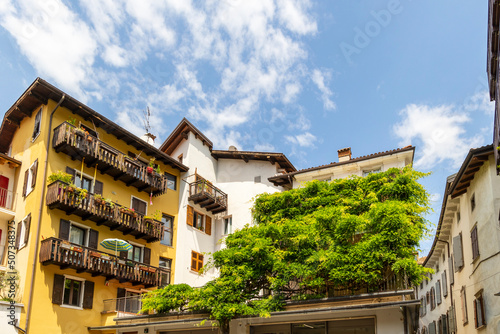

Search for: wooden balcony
xmin=40 ymin=238 xmax=169 ymax=288
xmin=188 ymin=180 xmax=227 ymax=214
xmin=52 ymin=122 xmax=168 ymax=196
xmin=46 ymin=181 xmax=163 ymax=242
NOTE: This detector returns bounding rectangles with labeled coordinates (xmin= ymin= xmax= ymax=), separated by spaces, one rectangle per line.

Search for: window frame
xmin=165 ymin=172 xmax=177 ymax=191
xmin=473 ymin=289 xmax=486 ymax=329
xmin=32 ymin=107 xmax=42 ymax=142
xmin=24 ymin=160 xmax=38 ymax=197
xmin=159 ymin=257 xmax=172 ymax=287
xmin=125 ymin=241 xmax=144 ymax=263
xmin=470 ymin=224 xmax=480 ymax=261
xmin=160 ymin=214 xmax=174 ymax=246
xmin=191 ymin=251 xmax=204 ymax=273
xmin=74 ymin=170 xmax=94 ymax=193
xmin=193 ymin=210 xmax=205 ymax=232
xmin=224 ymin=216 xmax=233 ymax=235
xmin=68 ymin=220 xmax=91 ymax=247
xmin=61 ymin=275 xmax=85 ymax=309
xmin=362 ymin=167 xmax=381 ymax=177
xmin=130 ymin=196 xmax=147 ymax=216
xmin=17 ymin=214 xmax=31 ymax=250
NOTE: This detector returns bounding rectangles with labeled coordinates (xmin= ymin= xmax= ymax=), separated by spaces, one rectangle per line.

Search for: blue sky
xmin=0 ymin=1 xmax=494 ymax=254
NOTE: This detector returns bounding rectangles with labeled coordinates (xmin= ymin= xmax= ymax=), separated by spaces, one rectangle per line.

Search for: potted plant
xmin=155 ymin=165 xmax=162 ymax=175
xmin=67 ymin=117 xmax=77 ymax=126
xmin=47 ymin=171 xmax=73 ymax=185
xmin=94 ymin=194 xmax=104 ymax=205
xmin=89 ymin=251 xmax=101 ymax=258
xmin=147 ymin=158 xmax=155 ymax=174
xmin=65 ymin=183 xmax=76 ymax=193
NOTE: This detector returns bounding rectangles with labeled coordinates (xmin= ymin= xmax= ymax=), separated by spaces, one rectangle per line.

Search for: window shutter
xmin=448 ymin=257 xmax=454 ymax=284
xmin=117 ymin=288 xmax=126 ymax=298
xmin=436 ymin=281 xmax=442 ymax=305
xmin=442 ymin=271 xmax=448 ymax=297
xmin=453 ymin=234 xmax=464 ymax=271
xmin=119 ymin=251 xmax=128 ymax=259
xmin=116 ymin=288 xmax=126 ymax=312
xmin=198 ymin=254 xmax=204 ymax=271
xmin=88 ymin=229 xmax=99 ymax=249
xmin=22 ymin=169 xmax=29 ymax=197
xmin=59 ymin=219 xmax=71 ymax=241
xmin=191 ymin=251 xmax=197 ymax=270
xmin=82 ymin=281 xmax=94 ymax=309
xmin=52 ymin=274 xmax=65 ymax=305
xmin=24 ymin=214 xmax=31 ymax=245
xmin=31 ymin=159 xmax=38 ymax=188
xmin=471 ymin=226 xmax=479 ymax=259
xmin=131 ymin=197 xmax=147 ymax=215
xmin=65 ymin=167 xmax=76 ymax=181
xmin=94 ymin=180 xmax=103 ymax=195
xmin=187 ymin=205 xmax=194 ymax=226
xmin=15 ymin=222 xmax=22 ymax=249
xmin=205 ymin=216 xmax=212 ymax=236
xmin=143 ymin=247 xmax=151 ymax=264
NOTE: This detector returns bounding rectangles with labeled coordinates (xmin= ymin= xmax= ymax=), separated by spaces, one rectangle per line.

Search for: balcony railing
xmin=46 ymin=181 xmax=164 ymax=242
xmin=52 ymin=122 xmax=168 ymax=196
xmin=0 ymin=187 xmax=15 ymax=211
xmin=103 ymin=295 xmax=144 ymax=316
xmin=188 ymin=179 xmax=227 ymax=214
xmin=40 ymin=237 xmax=170 ymax=288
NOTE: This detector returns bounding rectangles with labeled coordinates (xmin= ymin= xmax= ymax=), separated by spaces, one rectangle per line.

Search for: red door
xmin=0 ymin=176 xmax=9 ymax=208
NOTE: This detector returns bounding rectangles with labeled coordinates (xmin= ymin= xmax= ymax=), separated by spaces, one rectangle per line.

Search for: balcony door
xmin=0 ymin=175 xmax=9 ymax=208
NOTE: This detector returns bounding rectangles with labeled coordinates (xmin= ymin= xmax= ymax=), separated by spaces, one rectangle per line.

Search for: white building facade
xmin=417 ymin=145 xmax=500 ymax=334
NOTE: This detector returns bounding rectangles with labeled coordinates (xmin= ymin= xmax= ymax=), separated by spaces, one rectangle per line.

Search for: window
xmin=131 ymin=196 xmax=147 ymax=216
xmin=52 ymin=274 xmax=94 ymax=309
xmin=442 ymin=271 xmax=448 ymax=297
xmin=65 ymin=167 xmax=102 ymax=195
xmin=159 ymin=257 xmax=172 ymax=286
xmin=191 ymin=251 xmax=204 ymax=272
xmin=430 ymin=287 xmax=436 ymax=310
xmin=160 ymin=214 xmax=173 ymax=246
xmin=460 ymin=286 xmax=468 ymax=325
xmin=186 ymin=205 xmax=212 ymax=235
xmin=441 ymin=314 xmax=448 ymax=334
xmin=165 ymin=173 xmax=176 ymax=190
xmin=474 ymin=290 xmax=486 ymax=328
xmin=128 ymin=244 xmax=143 ymax=262
xmin=23 ymin=160 xmax=38 ymax=197
xmin=59 ymin=219 xmax=98 ymax=249
xmin=470 ymin=193 xmax=475 ymax=212
xmin=224 ymin=216 xmax=233 ymax=235
xmin=420 ymin=297 xmax=427 ymax=317
xmin=32 ymin=107 xmax=42 ymax=141
xmin=16 ymin=214 xmax=31 ymax=250
xmin=362 ymin=167 xmax=381 ymax=176
xmin=471 ymin=225 xmax=480 ymax=260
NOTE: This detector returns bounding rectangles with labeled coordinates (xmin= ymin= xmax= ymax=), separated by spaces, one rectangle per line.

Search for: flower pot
xmin=147 ymin=166 xmax=154 ymax=174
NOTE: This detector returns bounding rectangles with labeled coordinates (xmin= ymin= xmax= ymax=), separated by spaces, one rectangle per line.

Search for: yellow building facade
xmin=0 ymin=78 xmax=188 ymax=333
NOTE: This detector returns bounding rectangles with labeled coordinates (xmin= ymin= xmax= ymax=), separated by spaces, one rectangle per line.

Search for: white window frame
xmin=25 ymin=161 xmax=37 ymax=196
xmin=193 ymin=210 xmax=205 ymax=232
xmin=223 ymin=216 xmax=233 ymax=235
xmin=160 ymin=214 xmax=174 ymax=247
xmin=130 ymin=196 xmax=147 ymax=216
xmin=74 ymin=170 xmax=94 ymax=193
xmin=32 ymin=107 xmax=42 ymax=142
xmin=68 ymin=220 xmax=91 ymax=247
xmin=60 ymin=274 xmax=86 ymax=310
xmin=362 ymin=167 xmax=382 ymax=177
xmin=126 ymin=240 xmax=144 ymax=263
xmin=18 ymin=214 xmax=30 ymax=250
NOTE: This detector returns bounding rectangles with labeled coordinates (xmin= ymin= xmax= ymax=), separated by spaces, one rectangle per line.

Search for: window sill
xmin=471 ymin=256 xmax=480 ymax=265
xmin=188 ymin=225 xmax=208 ymax=235
xmin=31 ymin=133 xmax=40 ymax=143
xmin=475 ymin=324 xmax=486 ymax=330
xmin=189 ymin=270 xmax=202 ymax=275
xmin=60 ymin=304 xmax=83 ymax=310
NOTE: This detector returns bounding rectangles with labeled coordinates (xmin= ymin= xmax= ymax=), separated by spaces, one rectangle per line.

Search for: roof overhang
xmin=212 ymin=150 xmax=296 ymax=173
xmin=0 ymin=78 xmax=188 ymax=172
xmin=488 ymin=0 xmax=500 ymax=101
xmin=159 ymin=118 xmax=213 ymax=155
xmin=0 ymin=152 xmax=21 ymax=167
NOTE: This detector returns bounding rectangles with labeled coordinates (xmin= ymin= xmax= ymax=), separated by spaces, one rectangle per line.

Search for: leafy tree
xmin=142 ymin=166 xmax=432 ymax=333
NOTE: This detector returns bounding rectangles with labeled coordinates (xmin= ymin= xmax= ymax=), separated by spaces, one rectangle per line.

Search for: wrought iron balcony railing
xmin=40 ymin=237 xmax=170 ymax=288
xmin=46 ymin=181 xmax=164 ymax=242
xmin=52 ymin=122 xmax=168 ymax=196
xmin=188 ymin=179 xmax=227 ymax=214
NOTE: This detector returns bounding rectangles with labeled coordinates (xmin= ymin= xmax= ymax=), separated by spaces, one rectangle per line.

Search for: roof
xmin=211 ymin=150 xmax=296 ymax=173
xmin=423 ymin=145 xmax=493 ymax=268
xmin=159 ymin=118 xmax=213 ymax=155
xmin=0 ymin=78 xmax=188 ymax=172
xmin=0 ymin=152 xmax=21 ymax=167
xmin=268 ymin=145 xmax=415 ymax=187
xmin=487 ymin=0 xmax=499 ymax=100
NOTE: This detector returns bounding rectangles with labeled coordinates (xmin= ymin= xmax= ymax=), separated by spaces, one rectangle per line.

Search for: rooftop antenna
xmin=141 ymin=106 xmax=156 ymax=145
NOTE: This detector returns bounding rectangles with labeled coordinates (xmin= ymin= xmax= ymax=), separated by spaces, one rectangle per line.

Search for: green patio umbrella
xmin=100 ymin=238 xmax=132 ymax=256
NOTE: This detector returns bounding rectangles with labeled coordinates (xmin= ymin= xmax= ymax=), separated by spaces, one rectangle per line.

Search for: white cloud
xmin=464 ymin=91 xmax=494 ymax=115
xmin=394 ymin=104 xmax=484 ymax=169
xmin=285 ymin=132 xmax=317 ymax=148
xmin=311 ymin=69 xmax=336 ymax=111
xmin=254 ymin=143 xmax=276 ymax=152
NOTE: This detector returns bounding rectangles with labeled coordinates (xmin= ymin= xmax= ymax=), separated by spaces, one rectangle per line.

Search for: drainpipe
xmin=23 ymin=94 xmax=65 ymax=334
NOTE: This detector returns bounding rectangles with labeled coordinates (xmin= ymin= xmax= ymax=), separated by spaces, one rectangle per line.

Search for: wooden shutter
xmin=143 ymin=247 xmax=151 ymax=264
xmin=88 ymin=229 xmax=98 ymax=249
xmin=132 ymin=197 xmax=147 ymax=215
xmin=117 ymin=288 xmax=126 ymax=298
xmin=94 ymin=180 xmax=103 ymax=195
xmin=24 ymin=214 xmax=31 ymax=245
xmin=205 ymin=216 xmax=212 ymax=235
xmin=442 ymin=271 xmax=448 ymax=297
xmin=65 ymin=167 xmax=76 ymax=181
xmin=453 ymin=234 xmax=464 ymax=271
xmin=82 ymin=281 xmax=94 ymax=309
xmin=52 ymin=274 xmax=65 ymax=305
xmin=119 ymin=251 xmax=128 ymax=259
xmin=22 ymin=169 xmax=29 ymax=196
xmin=198 ymin=253 xmax=204 ymax=271
xmin=448 ymin=257 xmax=454 ymax=284
xmin=59 ymin=219 xmax=71 ymax=241
xmin=471 ymin=226 xmax=479 ymax=259
xmin=187 ymin=205 xmax=194 ymax=226
xmin=436 ymin=281 xmax=442 ymax=305
xmin=30 ymin=159 xmax=38 ymax=188
xmin=15 ymin=222 xmax=22 ymax=249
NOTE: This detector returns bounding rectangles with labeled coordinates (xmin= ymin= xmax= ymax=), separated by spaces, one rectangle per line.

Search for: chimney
xmin=338 ymin=147 xmax=351 ymax=162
